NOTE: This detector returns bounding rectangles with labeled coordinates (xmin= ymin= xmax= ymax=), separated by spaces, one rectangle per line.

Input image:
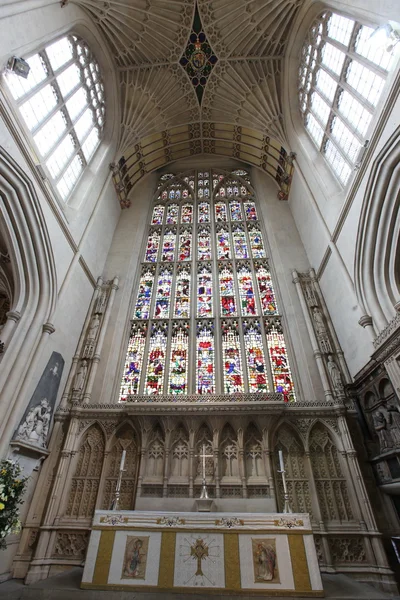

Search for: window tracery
xmin=299 ymin=11 xmax=396 ymax=185
xmin=119 ymin=169 xmax=296 ymax=399
xmin=5 ymin=35 xmax=105 ymax=200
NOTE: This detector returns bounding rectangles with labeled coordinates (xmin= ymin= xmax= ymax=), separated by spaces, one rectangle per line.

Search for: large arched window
xmin=299 ymin=11 xmax=396 ymax=185
xmin=119 ymin=169 xmax=296 ymax=402
xmin=4 ymin=35 xmax=105 ymax=200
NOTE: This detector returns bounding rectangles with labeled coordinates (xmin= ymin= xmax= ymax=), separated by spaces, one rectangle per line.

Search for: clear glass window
xmin=299 ymin=11 xmax=395 ymax=186
xmin=5 ymin=35 xmax=105 ymax=200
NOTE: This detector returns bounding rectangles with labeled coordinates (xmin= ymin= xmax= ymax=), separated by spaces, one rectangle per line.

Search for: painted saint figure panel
xmin=229 ymin=200 xmax=243 ymax=221
xmin=249 ymin=226 xmax=266 ymax=258
xmin=244 ymin=201 xmax=258 ymax=221
xmin=215 ymin=201 xmax=227 ymax=222
xmin=181 ymin=203 xmax=193 ymax=224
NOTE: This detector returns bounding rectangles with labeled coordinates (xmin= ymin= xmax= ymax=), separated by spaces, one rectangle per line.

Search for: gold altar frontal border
xmin=82 ymin=529 xmax=324 ymax=597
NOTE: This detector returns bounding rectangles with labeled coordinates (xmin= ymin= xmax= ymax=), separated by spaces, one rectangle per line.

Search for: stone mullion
xmin=188 ymin=429 xmax=195 ymax=498
xmin=162 ymin=430 xmax=172 ymax=498
xmin=212 ymin=203 xmax=222 ymax=395
xmin=213 ymin=429 xmax=220 ymax=498
xmin=237 ymin=429 xmax=247 ymax=498
xmin=305 ymin=451 xmax=332 ymax=568
xmin=96 ymin=449 xmax=110 ymax=510
xmin=136 ymin=448 xmax=147 ymax=498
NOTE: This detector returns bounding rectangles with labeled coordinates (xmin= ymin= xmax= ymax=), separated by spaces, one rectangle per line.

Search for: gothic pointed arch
xmin=169 ymin=423 xmax=189 ymax=479
xmin=101 ymin=423 xmax=139 ymax=510
xmin=308 ymin=422 xmax=353 ymax=522
xmin=146 ymin=423 xmax=165 ymax=479
xmin=355 ymin=129 xmax=400 ymax=331
xmin=65 ymin=424 xmax=105 ymax=519
xmin=220 ymin=423 xmax=239 ymax=479
xmin=273 ymin=423 xmax=312 ymax=515
xmin=0 ymin=146 xmax=57 ymax=452
xmin=194 ymin=423 xmax=214 ymax=484
xmin=244 ymin=422 xmax=265 ymax=479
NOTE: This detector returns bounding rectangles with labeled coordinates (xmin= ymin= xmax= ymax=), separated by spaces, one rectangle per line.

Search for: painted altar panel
xmin=174 ymin=532 xmax=225 ymax=588
xmin=108 ymin=530 xmax=162 ymax=586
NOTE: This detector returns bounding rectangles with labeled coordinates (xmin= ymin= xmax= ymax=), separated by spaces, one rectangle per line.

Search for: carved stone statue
xmin=387 ymin=404 xmax=400 ymax=445
xmin=17 ymin=398 xmax=52 ymax=448
xmin=73 ymin=360 xmax=88 ymax=394
xmin=304 ymin=283 xmax=317 ymax=307
xmin=373 ymin=410 xmax=393 ymax=452
xmin=83 ymin=315 xmax=100 ymax=358
xmin=313 ymin=308 xmax=326 ymax=336
xmin=327 ymin=355 xmax=344 ymax=394
xmin=95 ymin=289 xmax=107 ymax=314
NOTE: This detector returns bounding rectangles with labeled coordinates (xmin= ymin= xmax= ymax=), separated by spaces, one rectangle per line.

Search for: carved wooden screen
xmin=65 ymin=425 xmax=105 ymax=518
xmin=120 ymin=169 xmax=296 ymax=401
xmin=309 ymin=423 xmax=353 ymax=520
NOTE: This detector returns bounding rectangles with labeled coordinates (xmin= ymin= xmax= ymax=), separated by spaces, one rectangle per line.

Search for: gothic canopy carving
xmin=69 ymin=0 xmax=301 ymax=204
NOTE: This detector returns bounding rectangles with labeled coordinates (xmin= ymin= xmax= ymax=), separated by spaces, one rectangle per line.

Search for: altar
xmin=81 ymin=510 xmax=324 ymax=596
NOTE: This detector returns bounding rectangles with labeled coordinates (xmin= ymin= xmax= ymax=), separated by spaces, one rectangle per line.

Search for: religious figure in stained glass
xmin=120 ymin=169 xmax=296 ymax=401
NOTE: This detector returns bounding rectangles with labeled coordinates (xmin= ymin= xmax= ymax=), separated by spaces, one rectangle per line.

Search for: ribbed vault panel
xmin=197 ymin=0 xmax=301 ymax=58
xmin=112 ymin=123 xmax=294 ymax=207
xmin=202 ymin=59 xmax=285 ymax=144
xmin=71 ymin=0 xmax=194 ymax=67
xmin=119 ymin=65 xmax=200 ymax=154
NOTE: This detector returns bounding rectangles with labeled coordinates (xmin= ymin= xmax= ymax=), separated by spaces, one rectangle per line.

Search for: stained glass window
xmin=145 ymin=323 xmax=167 ymax=395
xmin=161 ymin=229 xmax=176 ymax=262
xmin=120 ymin=169 xmax=296 ymax=401
xmin=265 ymin=322 xmax=296 ymax=402
xmin=196 ymin=322 xmax=215 ymax=394
xmin=134 ymin=267 xmax=154 ymax=319
xmin=178 ymin=228 xmax=192 ymax=262
xmin=299 ymin=11 xmax=396 ymax=186
xmin=120 ymin=323 xmax=147 ymax=399
xmin=145 ymin=230 xmax=160 ymax=262
xmin=198 ymin=227 xmax=212 ymax=261
xmin=244 ymin=321 xmax=269 ymax=393
xmin=198 ymin=202 xmax=210 ymax=223
xmin=174 ymin=268 xmax=191 ymax=318
xmin=168 ymin=323 xmax=189 ymax=394
xmin=154 ymin=268 xmax=172 ymax=318
xmin=222 ymin=321 xmax=244 ymax=393
xmin=219 ymin=265 xmax=237 ymax=316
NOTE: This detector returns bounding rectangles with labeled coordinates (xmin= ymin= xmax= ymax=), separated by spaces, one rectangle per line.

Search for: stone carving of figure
xmin=17 ymin=398 xmax=52 ymax=448
xmin=73 ymin=360 xmax=88 ymax=394
xmin=95 ymin=289 xmax=107 ymax=314
xmin=313 ymin=308 xmax=332 ymax=353
xmin=327 ymin=355 xmax=344 ymax=394
xmin=83 ymin=315 xmax=100 ymax=358
xmin=304 ymin=283 xmax=317 ymax=307
xmin=387 ymin=404 xmax=400 ymax=446
xmin=373 ymin=410 xmax=393 ymax=452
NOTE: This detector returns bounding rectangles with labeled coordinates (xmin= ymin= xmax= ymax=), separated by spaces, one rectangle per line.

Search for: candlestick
xmin=120 ymin=449 xmax=126 ymax=471
xmin=278 ymin=449 xmax=284 ymax=472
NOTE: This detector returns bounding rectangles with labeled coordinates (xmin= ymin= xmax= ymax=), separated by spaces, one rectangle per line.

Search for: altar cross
xmin=195 ymin=443 xmax=213 ymax=499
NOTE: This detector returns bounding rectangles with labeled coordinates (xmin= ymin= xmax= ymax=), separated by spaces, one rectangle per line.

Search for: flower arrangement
xmin=0 ymin=459 xmax=28 ymax=549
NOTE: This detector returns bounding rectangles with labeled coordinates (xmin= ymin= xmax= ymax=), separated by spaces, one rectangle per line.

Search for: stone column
xmin=60 ymin=277 xmax=103 ymax=409
xmin=293 ymin=270 xmax=334 ymax=402
xmin=237 ymin=429 xmax=247 ymax=498
xmin=83 ymin=277 xmax=119 ymax=404
xmin=188 ymin=429 xmax=195 ymax=498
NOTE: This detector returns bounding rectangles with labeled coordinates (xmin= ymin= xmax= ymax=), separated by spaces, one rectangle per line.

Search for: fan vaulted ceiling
xmin=68 ymin=0 xmax=301 ymax=205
